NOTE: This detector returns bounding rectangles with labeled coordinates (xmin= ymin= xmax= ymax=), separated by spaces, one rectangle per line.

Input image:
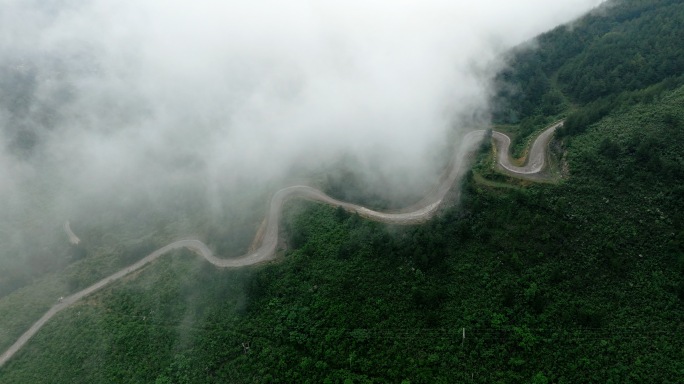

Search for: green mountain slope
xmin=493 ymin=0 xmax=684 ymax=152
xmin=1 ymin=0 xmax=683 ymax=382
xmin=2 ymin=85 xmax=682 ymax=383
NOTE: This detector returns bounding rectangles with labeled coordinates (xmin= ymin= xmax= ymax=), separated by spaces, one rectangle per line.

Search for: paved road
xmin=492 ymin=121 xmax=562 ymax=174
xmin=2 ymin=123 xmax=558 ymax=368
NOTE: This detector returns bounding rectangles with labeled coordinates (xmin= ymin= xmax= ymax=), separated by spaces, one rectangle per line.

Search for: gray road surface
xmin=2 ymin=123 xmax=557 ymax=367
xmin=492 ymin=121 xmax=562 ymax=174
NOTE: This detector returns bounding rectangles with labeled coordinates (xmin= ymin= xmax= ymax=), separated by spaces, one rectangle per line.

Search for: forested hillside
xmin=493 ymin=0 xmax=684 ymax=148
xmin=1 ymin=0 xmax=683 ymax=382
xmin=4 ymin=83 xmax=682 ymax=383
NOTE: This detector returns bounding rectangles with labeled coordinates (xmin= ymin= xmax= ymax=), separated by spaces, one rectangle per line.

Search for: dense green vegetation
xmin=2 ymin=81 xmax=683 ymax=384
xmin=493 ymin=0 xmax=684 ymax=149
xmin=1 ymin=0 xmax=683 ymax=382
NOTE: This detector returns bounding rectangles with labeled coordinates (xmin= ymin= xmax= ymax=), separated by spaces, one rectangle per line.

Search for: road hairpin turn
xmin=0 ymin=122 xmax=560 ymax=367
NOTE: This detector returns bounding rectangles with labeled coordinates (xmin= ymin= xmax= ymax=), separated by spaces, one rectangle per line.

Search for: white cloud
xmin=0 ymin=0 xmax=604 ymax=215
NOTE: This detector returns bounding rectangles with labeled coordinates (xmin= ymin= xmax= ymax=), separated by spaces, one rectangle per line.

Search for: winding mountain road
xmin=492 ymin=121 xmax=562 ymax=174
xmin=1 ymin=122 xmax=559 ymax=368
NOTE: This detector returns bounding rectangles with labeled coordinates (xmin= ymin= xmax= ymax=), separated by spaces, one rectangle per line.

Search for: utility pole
xmin=462 ymin=327 xmax=465 ymax=348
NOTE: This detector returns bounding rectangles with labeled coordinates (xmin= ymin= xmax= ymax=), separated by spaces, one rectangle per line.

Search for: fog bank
xmin=0 ymin=1 xmax=603 ymax=244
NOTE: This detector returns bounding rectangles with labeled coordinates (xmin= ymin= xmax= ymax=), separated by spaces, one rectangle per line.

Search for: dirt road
xmin=63 ymin=221 xmax=80 ymax=245
xmin=1 ymin=123 xmax=558 ymax=368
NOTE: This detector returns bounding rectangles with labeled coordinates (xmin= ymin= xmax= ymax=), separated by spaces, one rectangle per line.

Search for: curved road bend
xmin=492 ymin=120 xmax=563 ymax=174
xmin=63 ymin=221 xmax=80 ymax=245
xmin=2 ymin=123 xmax=558 ymax=368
